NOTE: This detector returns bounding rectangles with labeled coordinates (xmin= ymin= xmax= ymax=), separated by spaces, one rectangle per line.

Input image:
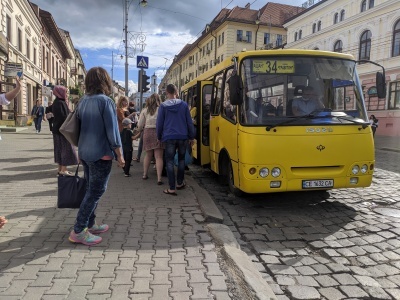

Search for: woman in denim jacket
xmin=68 ymin=67 xmax=125 ymax=246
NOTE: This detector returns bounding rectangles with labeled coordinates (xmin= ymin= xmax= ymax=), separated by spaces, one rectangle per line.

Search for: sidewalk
xmin=0 ymin=124 xmax=236 ymax=300
xmin=374 ymin=135 xmax=400 ymax=152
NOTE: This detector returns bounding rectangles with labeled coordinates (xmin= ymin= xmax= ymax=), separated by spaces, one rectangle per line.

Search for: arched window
xmin=312 ymin=23 xmax=316 ymax=33
xmin=299 ymin=30 xmax=302 ymax=39
xmin=361 ymin=0 xmax=367 ymax=12
xmin=369 ymin=0 xmax=374 ymax=9
xmin=334 ymin=13 xmax=338 ymax=24
xmin=317 ymin=21 xmax=322 ymax=31
xmin=393 ymin=19 xmax=400 ymax=57
xmin=294 ymin=32 xmax=298 ymax=41
xmin=340 ymin=10 xmax=345 ymax=21
xmin=359 ymin=30 xmax=372 ymax=60
xmin=334 ymin=40 xmax=343 ymax=53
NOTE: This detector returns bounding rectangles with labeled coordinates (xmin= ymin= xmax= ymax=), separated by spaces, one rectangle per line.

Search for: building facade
xmin=284 ymin=0 xmax=400 ymax=136
xmin=1 ymin=0 xmax=42 ymax=124
xmin=160 ymin=3 xmax=303 ymax=92
xmin=0 ymin=0 xmax=87 ymax=125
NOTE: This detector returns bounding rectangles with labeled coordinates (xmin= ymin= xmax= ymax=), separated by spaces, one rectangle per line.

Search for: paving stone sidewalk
xmin=0 ymin=125 xmax=234 ymax=300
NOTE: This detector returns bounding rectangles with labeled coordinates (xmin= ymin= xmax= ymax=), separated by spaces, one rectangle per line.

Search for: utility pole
xmin=124 ymin=0 xmax=129 ymax=96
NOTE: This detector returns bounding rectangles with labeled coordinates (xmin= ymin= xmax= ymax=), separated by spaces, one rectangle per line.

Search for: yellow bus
xmin=181 ymin=50 xmax=385 ymax=195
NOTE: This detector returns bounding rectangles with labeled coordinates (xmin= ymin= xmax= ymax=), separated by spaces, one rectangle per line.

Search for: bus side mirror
xmin=228 ymin=74 xmax=243 ymax=105
xmin=376 ymin=72 xmax=386 ymax=98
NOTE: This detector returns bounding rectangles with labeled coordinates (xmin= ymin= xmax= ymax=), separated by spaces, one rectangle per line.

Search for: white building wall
xmin=1 ymin=0 xmax=42 ymax=119
xmin=284 ymin=0 xmax=400 ymax=136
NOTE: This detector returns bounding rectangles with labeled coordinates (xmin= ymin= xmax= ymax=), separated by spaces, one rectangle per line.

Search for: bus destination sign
xmin=252 ymin=60 xmax=295 ymax=74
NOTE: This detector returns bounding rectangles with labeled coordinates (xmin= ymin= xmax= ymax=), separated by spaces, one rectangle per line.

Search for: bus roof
xmin=181 ymin=49 xmax=355 ymax=92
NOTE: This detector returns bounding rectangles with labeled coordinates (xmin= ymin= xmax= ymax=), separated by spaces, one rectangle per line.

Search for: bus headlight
xmin=351 ymin=165 xmax=360 ymax=175
xmin=259 ymin=168 xmax=269 ymax=178
xmin=271 ymin=167 xmax=281 ymax=178
xmin=361 ymin=164 xmax=368 ymax=174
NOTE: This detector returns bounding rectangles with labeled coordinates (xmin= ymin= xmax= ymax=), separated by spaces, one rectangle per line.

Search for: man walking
xmin=156 ymin=84 xmax=194 ymax=196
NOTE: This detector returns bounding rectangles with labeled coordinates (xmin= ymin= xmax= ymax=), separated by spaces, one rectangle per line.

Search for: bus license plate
xmin=302 ymin=179 xmax=334 ymax=189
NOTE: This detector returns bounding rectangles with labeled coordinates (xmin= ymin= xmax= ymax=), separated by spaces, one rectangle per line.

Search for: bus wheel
xmin=228 ymin=161 xmax=244 ymax=197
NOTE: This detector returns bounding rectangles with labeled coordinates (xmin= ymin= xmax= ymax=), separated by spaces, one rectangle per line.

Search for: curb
xmin=186 ymin=175 xmax=223 ymax=223
xmin=207 ymin=224 xmax=277 ymax=300
xmin=188 ymin=173 xmax=277 ymax=300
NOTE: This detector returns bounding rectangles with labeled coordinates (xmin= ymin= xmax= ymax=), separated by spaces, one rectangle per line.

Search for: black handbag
xmin=57 ymin=164 xmax=86 ymax=209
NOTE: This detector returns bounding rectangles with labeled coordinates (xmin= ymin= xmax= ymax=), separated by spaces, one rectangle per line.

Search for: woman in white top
xmin=0 ymin=77 xmax=21 ymax=105
xmin=137 ymin=93 xmax=164 ymax=184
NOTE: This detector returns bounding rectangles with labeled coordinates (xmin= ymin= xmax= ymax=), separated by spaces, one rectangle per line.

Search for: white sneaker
xmin=36 ymin=130 xmax=38 ymax=134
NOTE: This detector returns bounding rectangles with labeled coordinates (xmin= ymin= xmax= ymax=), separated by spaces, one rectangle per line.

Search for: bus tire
xmin=228 ymin=160 xmax=244 ymax=197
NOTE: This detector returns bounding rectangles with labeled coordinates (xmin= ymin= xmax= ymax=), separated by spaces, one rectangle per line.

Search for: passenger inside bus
xmin=202 ymin=104 xmax=210 ymax=145
xmin=292 ymin=86 xmax=324 ymax=116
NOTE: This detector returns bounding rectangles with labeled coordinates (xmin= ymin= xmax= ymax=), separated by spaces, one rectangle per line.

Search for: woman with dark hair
xmin=137 ymin=93 xmax=164 ymax=184
xmin=52 ymin=85 xmax=78 ymax=176
xmin=69 ymin=66 xmax=125 ymax=246
xmin=370 ymin=115 xmax=379 ymax=136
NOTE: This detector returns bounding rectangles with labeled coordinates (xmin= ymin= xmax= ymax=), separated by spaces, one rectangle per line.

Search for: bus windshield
xmin=240 ymin=56 xmax=368 ymax=126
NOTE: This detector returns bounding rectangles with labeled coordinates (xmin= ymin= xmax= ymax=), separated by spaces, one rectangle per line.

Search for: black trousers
xmin=123 ymin=148 xmax=133 ymax=175
xmin=48 ymin=118 xmax=54 ymax=132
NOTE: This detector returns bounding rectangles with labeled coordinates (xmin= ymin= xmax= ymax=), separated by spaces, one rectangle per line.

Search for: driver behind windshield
xmin=292 ymin=86 xmax=324 ymax=116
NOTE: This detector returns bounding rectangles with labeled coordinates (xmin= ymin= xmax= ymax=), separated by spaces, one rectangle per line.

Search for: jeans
xmin=165 ymin=139 xmax=188 ymax=190
xmin=74 ymin=159 xmax=112 ymax=233
xmin=34 ymin=116 xmax=43 ymax=132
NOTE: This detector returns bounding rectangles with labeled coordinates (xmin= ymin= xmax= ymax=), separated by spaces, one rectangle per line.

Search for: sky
xmin=31 ymin=0 xmax=305 ymax=95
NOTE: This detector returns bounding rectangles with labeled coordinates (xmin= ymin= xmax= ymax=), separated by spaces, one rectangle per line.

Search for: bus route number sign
xmin=252 ymin=60 xmax=295 ymax=74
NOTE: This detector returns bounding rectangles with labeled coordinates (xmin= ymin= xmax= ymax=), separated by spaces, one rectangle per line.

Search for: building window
xmin=361 ymin=0 xmax=367 ymax=12
xmin=294 ymin=32 xmax=298 ymax=41
xmin=18 ymin=28 xmax=22 ymax=51
xmin=334 ymin=40 xmax=343 ymax=53
xmin=299 ymin=30 xmax=302 ymax=40
xmin=359 ymin=30 xmax=372 ymax=60
xmin=237 ymin=30 xmax=243 ymax=42
xmin=340 ymin=10 xmax=345 ymax=21
xmin=334 ymin=13 xmax=338 ymax=24
xmin=245 ymin=31 xmax=252 ymax=43
xmin=218 ymin=35 xmax=221 ymax=46
xmin=26 ymin=39 xmax=30 ymax=59
xmin=317 ymin=21 xmax=322 ymax=31
xmin=276 ymin=34 xmax=283 ymax=46
xmin=312 ymin=23 xmax=317 ymax=33
xmin=393 ymin=19 xmax=400 ymax=57
xmin=222 ymin=32 xmax=224 ymax=44
xmin=6 ymin=15 xmax=11 ymax=41
xmin=33 ymin=48 xmax=37 ymax=65
xmin=389 ymin=81 xmax=400 ymax=109
xmin=264 ymin=33 xmax=270 ymax=44
xmin=369 ymin=0 xmax=374 ymax=9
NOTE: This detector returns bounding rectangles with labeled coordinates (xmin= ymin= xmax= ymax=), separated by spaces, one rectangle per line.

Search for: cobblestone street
xmin=191 ymin=144 xmax=400 ymax=299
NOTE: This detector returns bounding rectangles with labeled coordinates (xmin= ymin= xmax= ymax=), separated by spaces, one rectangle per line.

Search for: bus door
xmin=194 ymin=81 xmax=213 ymax=165
xmin=209 ymin=69 xmax=238 ymax=174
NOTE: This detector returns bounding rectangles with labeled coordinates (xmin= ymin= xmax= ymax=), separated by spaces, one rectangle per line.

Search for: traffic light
xmin=141 ymin=71 xmax=150 ymax=93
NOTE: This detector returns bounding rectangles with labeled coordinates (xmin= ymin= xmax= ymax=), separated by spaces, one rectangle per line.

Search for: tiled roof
xmin=259 ymin=2 xmax=305 ymax=27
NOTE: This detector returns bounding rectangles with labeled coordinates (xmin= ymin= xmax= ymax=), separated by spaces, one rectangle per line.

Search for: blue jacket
xmin=77 ymin=94 xmax=122 ymax=162
xmin=156 ymin=99 xmax=195 ymax=142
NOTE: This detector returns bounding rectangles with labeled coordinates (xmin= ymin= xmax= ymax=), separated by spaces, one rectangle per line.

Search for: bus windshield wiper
xmin=265 ymin=112 xmax=369 ymax=131
xmin=265 ymin=114 xmax=314 ymax=131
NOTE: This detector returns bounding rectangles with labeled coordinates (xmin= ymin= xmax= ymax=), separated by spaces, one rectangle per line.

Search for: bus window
xmin=212 ymin=73 xmax=224 ymax=115
xmin=223 ymin=69 xmax=237 ymax=122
